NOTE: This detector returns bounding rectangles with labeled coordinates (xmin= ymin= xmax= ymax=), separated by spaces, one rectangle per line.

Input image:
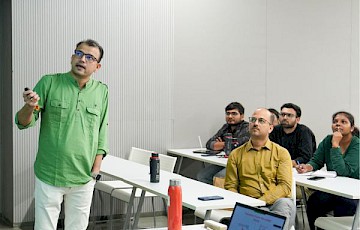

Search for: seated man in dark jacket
xmin=196 ymin=102 xmax=249 ymax=184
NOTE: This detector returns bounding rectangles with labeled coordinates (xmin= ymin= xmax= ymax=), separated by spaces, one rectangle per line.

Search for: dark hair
xmin=268 ymin=108 xmax=280 ymax=119
xmin=269 ymin=113 xmax=275 ymax=124
xmin=225 ymin=102 xmax=245 ymax=115
xmin=281 ymin=103 xmax=301 ymax=117
xmin=76 ymin=39 xmax=104 ymax=63
xmin=332 ymin=111 xmax=359 ymax=137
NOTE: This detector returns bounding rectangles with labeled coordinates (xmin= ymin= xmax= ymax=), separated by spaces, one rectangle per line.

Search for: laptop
xmin=227 ymin=202 xmax=286 ymax=230
xmin=193 ymin=136 xmax=222 ymax=156
xmin=193 ymin=149 xmax=222 ymax=155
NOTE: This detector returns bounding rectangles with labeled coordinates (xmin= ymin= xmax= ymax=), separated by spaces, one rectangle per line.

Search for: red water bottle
xmin=168 ymin=179 xmax=182 ymax=230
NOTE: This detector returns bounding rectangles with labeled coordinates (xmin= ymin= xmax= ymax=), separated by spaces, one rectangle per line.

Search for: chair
xmin=94 ymin=147 xmax=177 ymax=229
xmin=315 ymin=205 xmax=360 ymax=230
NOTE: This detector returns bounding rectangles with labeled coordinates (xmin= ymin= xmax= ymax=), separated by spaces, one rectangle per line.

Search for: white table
xmin=167 ymin=148 xmax=228 ymax=173
xmin=294 ymin=171 xmax=360 ymax=200
xmin=146 ymin=224 xmax=205 ymax=230
xmin=294 ymin=170 xmax=360 ymax=228
xmin=101 ymin=155 xmax=265 ymax=229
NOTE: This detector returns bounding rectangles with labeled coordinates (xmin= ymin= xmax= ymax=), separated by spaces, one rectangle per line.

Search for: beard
xmin=228 ymin=121 xmax=241 ymax=127
xmin=281 ymin=122 xmax=295 ymax=129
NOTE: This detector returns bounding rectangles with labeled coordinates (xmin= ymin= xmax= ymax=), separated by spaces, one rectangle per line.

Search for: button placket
xmin=76 ymin=91 xmax=82 ymax=111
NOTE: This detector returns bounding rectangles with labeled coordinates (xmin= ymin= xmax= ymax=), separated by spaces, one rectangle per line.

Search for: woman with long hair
xmin=296 ymin=111 xmax=359 ymax=230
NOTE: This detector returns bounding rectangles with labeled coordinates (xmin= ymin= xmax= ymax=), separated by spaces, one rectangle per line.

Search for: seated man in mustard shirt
xmin=224 ymin=108 xmax=296 ymax=230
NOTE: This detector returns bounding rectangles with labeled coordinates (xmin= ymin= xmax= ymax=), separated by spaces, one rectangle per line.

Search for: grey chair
xmin=315 ymin=205 xmax=360 ymax=230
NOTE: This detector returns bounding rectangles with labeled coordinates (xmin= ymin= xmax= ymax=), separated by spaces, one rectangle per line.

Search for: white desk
xmin=294 ymin=170 xmax=360 ymax=200
xmin=101 ymin=155 xmax=265 ymax=229
xmin=294 ymin=170 xmax=360 ymax=228
xmin=167 ymin=148 xmax=228 ymax=173
xmin=147 ymin=223 xmax=229 ymax=230
xmin=147 ymin=224 xmax=205 ymax=230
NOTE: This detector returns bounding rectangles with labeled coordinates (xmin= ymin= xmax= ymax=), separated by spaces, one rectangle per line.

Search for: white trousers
xmin=34 ymin=176 xmax=96 ymax=230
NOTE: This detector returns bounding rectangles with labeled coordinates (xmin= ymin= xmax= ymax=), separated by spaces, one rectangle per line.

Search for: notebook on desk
xmin=227 ymin=202 xmax=286 ymax=230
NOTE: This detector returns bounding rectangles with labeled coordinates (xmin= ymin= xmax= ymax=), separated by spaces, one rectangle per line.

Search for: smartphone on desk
xmin=193 ymin=150 xmax=208 ymax=154
xmin=307 ymin=176 xmax=325 ymax=181
xmin=199 ymin=150 xmax=222 ymax=156
xmin=198 ymin=195 xmax=224 ymax=201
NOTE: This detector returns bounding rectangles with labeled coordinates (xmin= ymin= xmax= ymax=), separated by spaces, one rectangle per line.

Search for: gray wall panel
xmin=0 ymin=0 xmax=14 ymax=224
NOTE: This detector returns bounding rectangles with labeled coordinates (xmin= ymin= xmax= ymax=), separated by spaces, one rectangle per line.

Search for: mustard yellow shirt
xmin=224 ymin=139 xmax=292 ymax=205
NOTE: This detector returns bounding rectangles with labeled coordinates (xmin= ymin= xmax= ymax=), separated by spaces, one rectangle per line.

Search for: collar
xmin=245 ymin=139 xmax=272 ymax=152
xmin=66 ymin=71 xmax=93 ymax=89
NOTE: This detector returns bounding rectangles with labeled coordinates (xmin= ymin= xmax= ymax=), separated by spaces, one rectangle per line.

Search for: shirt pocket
xmin=86 ymin=107 xmax=100 ymax=129
xmin=262 ymin=161 xmax=278 ymax=183
xmin=49 ymin=100 xmax=70 ymax=123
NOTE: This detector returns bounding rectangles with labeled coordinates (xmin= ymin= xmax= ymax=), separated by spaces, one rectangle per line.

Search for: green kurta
xmin=15 ymin=72 xmax=109 ymax=186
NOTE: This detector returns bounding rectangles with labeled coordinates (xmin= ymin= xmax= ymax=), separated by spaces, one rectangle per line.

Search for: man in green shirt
xmin=15 ymin=39 xmax=108 ymax=230
xmin=224 ymin=108 xmax=296 ymax=230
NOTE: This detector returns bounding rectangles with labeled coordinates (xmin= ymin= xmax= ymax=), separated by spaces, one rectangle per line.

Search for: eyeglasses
xmin=249 ymin=117 xmax=271 ymax=125
xmin=74 ymin=50 xmax=98 ymax=63
xmin=280 ymin=113 xmax=296 ymax=118
xmin=226 ymin=112 xmax=240 ymax=116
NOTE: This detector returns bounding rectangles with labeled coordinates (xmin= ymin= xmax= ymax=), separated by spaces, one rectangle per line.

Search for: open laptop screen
xmin=228 ymin=202 xmax=286 ymax=230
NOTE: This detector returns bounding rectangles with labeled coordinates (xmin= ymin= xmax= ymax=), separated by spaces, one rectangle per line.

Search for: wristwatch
xmin=91 ymin=172 xmax=102 ymax=181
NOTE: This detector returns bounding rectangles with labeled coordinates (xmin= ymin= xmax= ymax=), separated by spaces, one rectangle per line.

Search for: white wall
xmin=12 ymin=0 xmax=174 ymax=223
xmin=174 ymin=0 xmax=267 ymax=148
xmin=8 ymin=0 xmax=359 ymax=224
xmin=173 ymin=0 xmax=359 ymax=148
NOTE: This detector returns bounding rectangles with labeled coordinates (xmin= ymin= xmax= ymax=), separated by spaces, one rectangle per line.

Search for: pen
xmin=24 ymin=87 xmax=40 ymax=111
xmin=297 ymin=160 xmax=303 ymax=169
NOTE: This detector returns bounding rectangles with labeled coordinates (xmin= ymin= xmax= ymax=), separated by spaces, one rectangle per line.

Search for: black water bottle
xmin=231 ymin=138 xmax=239 ymax=150
xmin=224 ymin=133 xmax=233 ymax=157
xmin=150 ymin=152 xmax=160 ymax=183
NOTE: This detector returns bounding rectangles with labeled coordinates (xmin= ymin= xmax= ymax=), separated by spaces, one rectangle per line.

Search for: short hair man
xmin=196 ymin=102 xmax=250 ymax=184
xmin=225 ymin=108 xmax=296 ymax=230
xmin=15 ymin=39 xmax=108 ymax=229
xmin=268 ymin=108 xmax=280 ymax=126
xmin=270 ymin=103 xmax=316 ymax=167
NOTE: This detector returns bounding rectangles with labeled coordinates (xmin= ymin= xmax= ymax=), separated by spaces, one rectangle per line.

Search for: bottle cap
xmin=169 ymin=179 xmax=181 ymax=186
xmin=151 ymin=152 xmax=159 ymax=157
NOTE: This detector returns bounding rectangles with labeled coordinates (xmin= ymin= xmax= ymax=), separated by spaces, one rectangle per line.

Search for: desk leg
xmin=351 ymin=204 xmax=360 ymax=229
xmin=123 ymin=188 xmax=137 ymax=230
xmin=204 ymin=210 xmax=212 ymax=220
xmin=300 ymin=186 xmax=308 ymax=211
xmin=132 ymin=190 xmax=146 ymax=229
xmin=109 ymin=196 xmax=114 ymax=230
xmin=176 ymin=156 xmax=184 ymax=174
